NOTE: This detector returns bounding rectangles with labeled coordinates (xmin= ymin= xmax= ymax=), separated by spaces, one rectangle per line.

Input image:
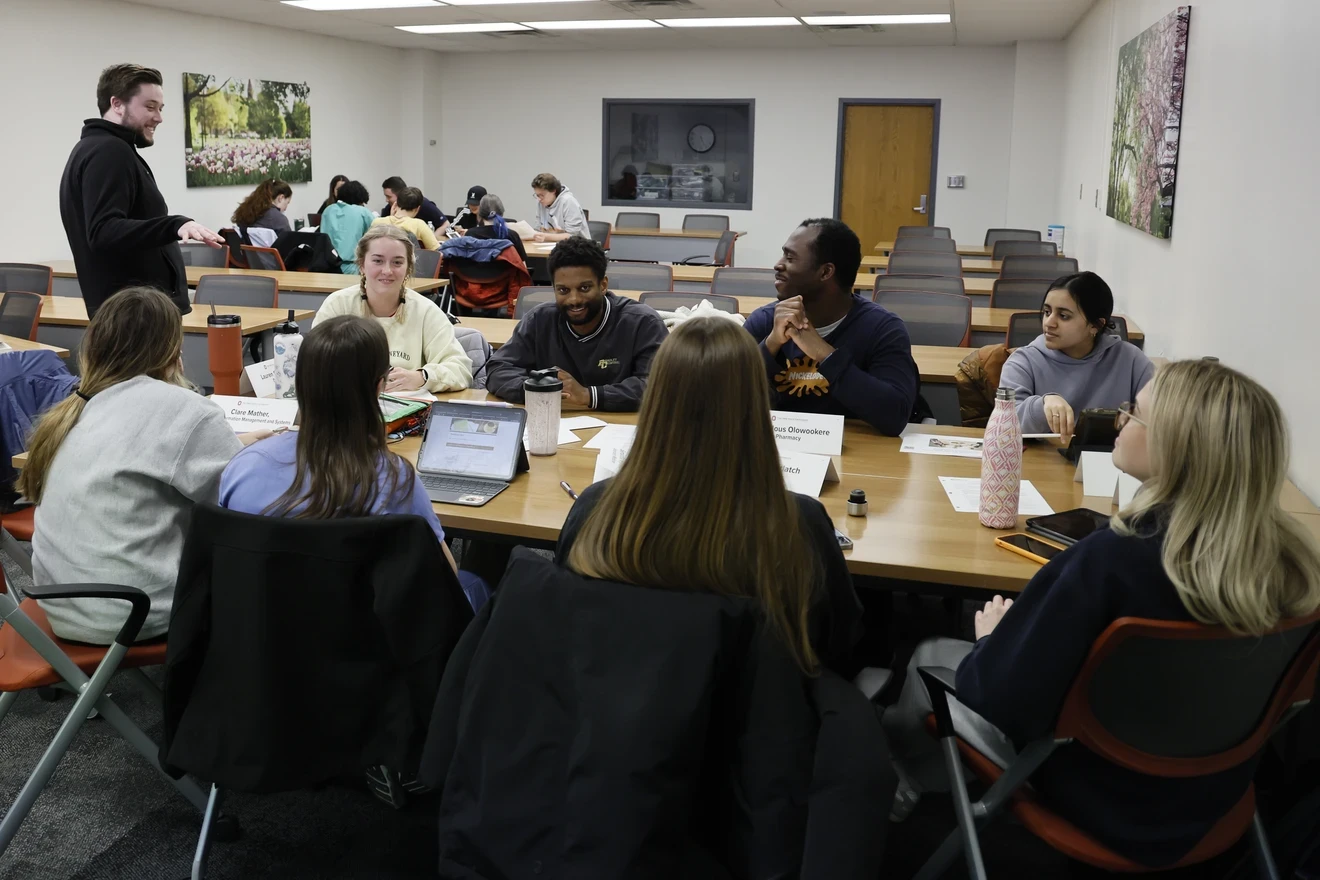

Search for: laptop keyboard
xmin=420 ymin=475 xmax=502 ymax=495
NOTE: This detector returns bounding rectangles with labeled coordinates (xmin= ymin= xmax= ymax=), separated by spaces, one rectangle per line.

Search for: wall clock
xmin=687 ymin=123 xmax=716 ymax=153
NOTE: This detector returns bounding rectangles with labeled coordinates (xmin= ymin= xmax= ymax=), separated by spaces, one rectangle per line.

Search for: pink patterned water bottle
xmin=979 ymin=387 xmax=1022 ymax=529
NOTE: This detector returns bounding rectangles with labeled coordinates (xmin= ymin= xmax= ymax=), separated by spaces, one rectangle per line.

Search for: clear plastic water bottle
xmin=524 ymin=368 xmax=563 ymax=456
xmin=979 ymin=388 xmax=1022 ymax=529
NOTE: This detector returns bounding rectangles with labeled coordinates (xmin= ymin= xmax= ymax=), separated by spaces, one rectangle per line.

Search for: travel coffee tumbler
xmin=207 ymin=313 xmax=243 ymax=396
xmin=524 ymin=368 xmax=564 ymax=456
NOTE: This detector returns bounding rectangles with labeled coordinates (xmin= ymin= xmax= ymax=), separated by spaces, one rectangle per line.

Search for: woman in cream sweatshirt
xmin=315 ymin=224 xmax=472 ymax=394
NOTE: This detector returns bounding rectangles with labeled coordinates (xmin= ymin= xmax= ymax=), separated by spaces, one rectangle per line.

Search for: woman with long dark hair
xmin=232 ymin=177 xmax=293 ymax=236
xmin=218 ymin=314 xmax=488 ymax=610
xmin=318 ymin=174 xmax=349 ymax=214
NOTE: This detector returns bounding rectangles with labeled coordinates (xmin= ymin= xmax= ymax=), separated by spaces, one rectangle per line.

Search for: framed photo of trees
xmin=182 ymin=73 xmax=312 ymax=188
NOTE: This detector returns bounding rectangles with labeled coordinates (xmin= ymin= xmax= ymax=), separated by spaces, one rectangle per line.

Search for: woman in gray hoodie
xmin=998 ymin=271 xmax=1154 ymax=436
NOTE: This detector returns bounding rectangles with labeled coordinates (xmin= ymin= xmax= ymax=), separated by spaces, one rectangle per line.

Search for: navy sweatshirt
xmin=956 ymin=524 xmax=1259 ymax=867
xmin=486 ymin=293 xmax=667 ymax=412
xmin=742 ymin=295 xmax=919 ymax=436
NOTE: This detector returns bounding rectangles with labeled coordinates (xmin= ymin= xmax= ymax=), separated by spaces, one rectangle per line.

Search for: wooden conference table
xmin=34 ymin=295 xmax=314 ymax=387
xmin=0 ymin=335 xmax=69 ymax=358
xmin=392 ymin=389 xmax=1320 ymax=594
xmin=876 ymin=241 xmax=995 ymax=257
xmin=861 ymin=254 xmax=1001 ymax=275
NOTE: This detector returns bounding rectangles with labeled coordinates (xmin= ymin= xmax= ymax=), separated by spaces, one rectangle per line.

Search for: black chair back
xmin=682 ymin=214 xmax=730 ymax=231
xmin=0 ymin=291 xmax=43 ymax=340
xmin=990 ymin=278 xmax=1051 ymax=311
xmin=873 ymin=290 xmax=971 ymax=347
xmin=711 ymin=267 xmax=776 ymax=297
xmin=194 ymin=275 xmax=278 ymax=310
xmin=515 ymin=287 xmax=555 ymax=318
xmin=991 ymin=240 xmax=1058 ymax=260
xmin=587 ymin=220 xmax=612 ymax=248
xmin=893 ymin=237 xmax=958 ymax=254
xmin=998 ymin=255 xmax=1078 ymax=280
xmin=415 ymin=249 xmax=442 ymax=280
xmin=616 ymin=212 xmax=661 ymax=229
xmin=984 ymin=228 xmax=1042 ymax=246
xmin=1006 ymin=312 xmax=1041 ymax=348
xmin=0 ymin=263 xmax=53 ymax=297
xmin=896 ymin=226 xmax=952 ymax=239
xmin=887 ymin=251 xmax=963 ymax=278
xmin=179 ymin=244 xmax=229 ymax=268
xmin=607 ymin=261 xmax=673 ymax=292
xmin=874 ymin=274 xmax=966 ymax=297
xmin=219 ymin=229 xmax=248 ymax=268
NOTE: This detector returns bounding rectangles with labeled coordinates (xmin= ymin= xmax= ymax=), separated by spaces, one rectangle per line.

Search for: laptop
xmin=415 ymin=402 xmax=528 ymax=506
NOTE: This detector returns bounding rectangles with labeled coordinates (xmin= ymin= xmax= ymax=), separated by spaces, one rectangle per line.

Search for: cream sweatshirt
xmin=315 ymin=287 xmax=473 ymax=392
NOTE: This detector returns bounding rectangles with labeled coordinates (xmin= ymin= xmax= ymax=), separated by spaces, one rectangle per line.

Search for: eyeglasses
xmin=1115 ymin=401 xmax=1147 ymax=430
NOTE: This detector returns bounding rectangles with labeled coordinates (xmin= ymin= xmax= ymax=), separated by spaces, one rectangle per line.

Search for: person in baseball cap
xmin=455 ymin=185 xmax=486 ymax=231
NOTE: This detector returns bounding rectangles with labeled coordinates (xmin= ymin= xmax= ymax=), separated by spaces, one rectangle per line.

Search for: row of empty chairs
xmin=887 ymin=251 xmax=1078 ymax=281
xmin=614 ymin=212 xmax=730 ymax=231
xmin=896 ymin=226 xmax=1046 ymax=247
xmin=890 ymin=236 xmax=1059 ymax=261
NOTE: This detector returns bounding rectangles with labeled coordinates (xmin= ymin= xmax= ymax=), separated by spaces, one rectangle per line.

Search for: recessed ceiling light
xmin=656 ymin=17 xmax=800 ymax=27
xmin=800 ymin=13 xmax=951 ymax=25
xmin=527 ymin=18 xmax=661 ymax=28
xmin=285 ymin=0 xmax=443 ymax=10
xmin=448 ymin=0 xmax=596 ymax=5
xmin=397 ymin=21 xmax=531 ymax=32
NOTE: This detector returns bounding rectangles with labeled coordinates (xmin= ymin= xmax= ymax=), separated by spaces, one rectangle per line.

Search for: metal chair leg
xmin=1252 ymin=812 xmax=1281 ymax=880
xmin=192 ymin=784 xmax=223 ymax=880
xmin=0 ymin=688 xmax=18 ymax=727
xmin=943 ymin=736 xmax=989 ymax=880
xmin=0 ymin=526 xmax=32 ymax=578
xmin=94 ymin=693 xmax=208 ymax=812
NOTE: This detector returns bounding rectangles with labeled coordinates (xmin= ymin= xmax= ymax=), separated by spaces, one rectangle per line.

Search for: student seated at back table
xmin=315 ymin=224 xmax=472 ymax=394
xmin=998 ymin=271 xmax=1154 ymax=438
xmin=232 ymin=177 xmax=292 ymax=243
xmin=22 ymin=287 xmax=270 ymax=645
xmin=381 ymin=175 xmax=448 ymax=233
xmin=218 ymin=315 xmax=489 ymax=612
xmin=319 ymin=179 xmax=376 ymax=274
xmin=557 ymin=316 xmax=863 ymax=674
xmin=373 ymin=186 xmax=439 ymax=251
xmin=452 ymin=184 xmax=485 ymax=232
xmin=486 ymin=237 xmax=667 ymax=412
xmin=742 ymin=218 xmax=921 ymax=436
xmin=882 ymin=359 xmax=1320 ymax=866
xmin=317 ymin=174 xmax=348 ymax=215
xmin=465 ymin=193 xmax=527 ymax=263
xmin=529 ymin=172 xmax=590 ymax=242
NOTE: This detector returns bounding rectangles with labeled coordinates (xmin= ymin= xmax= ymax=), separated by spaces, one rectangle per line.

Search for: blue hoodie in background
xmin=998 ymin=333 xmax=1154 ymax=433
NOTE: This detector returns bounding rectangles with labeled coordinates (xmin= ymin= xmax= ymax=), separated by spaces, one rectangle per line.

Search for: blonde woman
xmin=557 ymin=316 xmax=864 ymax=674
xmin=21 ymin=287 xmax=270 ymax=644
xmin=882 ymin=359 xmax=1320 ymax=868
xmin=314 ymin=224 xmax=472 ymax=394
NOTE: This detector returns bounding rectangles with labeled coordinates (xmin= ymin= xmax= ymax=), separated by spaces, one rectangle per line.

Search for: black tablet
xmin=1058 ymin=408 xmax=1120 ymax=463
xmin=1024 ymin=507 xmax=1111 ymax=547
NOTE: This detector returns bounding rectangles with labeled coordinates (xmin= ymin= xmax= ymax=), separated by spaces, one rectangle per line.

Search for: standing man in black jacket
xmin=60 ymin=64 xmax=224 ymax=316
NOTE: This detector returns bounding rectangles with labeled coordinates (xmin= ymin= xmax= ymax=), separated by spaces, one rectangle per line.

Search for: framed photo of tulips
xmin=183 ymin=73 xmax=312 ymax=188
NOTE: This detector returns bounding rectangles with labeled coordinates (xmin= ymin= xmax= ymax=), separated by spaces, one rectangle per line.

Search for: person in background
xmin=219 ymin=315 xmax=489 ymax=612
xmin=882 ymin=359 xmax=1320 ymax=867
xmin=373 ymin=186 xmax=439 ymax=251
xmin=21 ymin=287 xmax=270 ymax=645
xmin=317 ymin=174 xmax=348 ymax=215
xmin=742 ymin=218 xmax=920 ymax=436
xmin=315 ymin=225 xmax=472 ymax=394
xmin=558 ymin=316 xmax=863 ymax=673
xmin=319 ymin=180 xmax=376 ymax=274
xmin=60 ymin=63 xmax=223 ymax=317
xmin=486 ymin=237 xmax=665 ymax=412
xmin=453 ymin=185 xmax=486 ymax=232
xmin=608 ymin=165 xmax=637 ymax=200
xmin=232 ymin=178 xmax=292 ymax=239
xmin=466 ymin=194 xmax=527 ymax=263
xmin=381 ymin=175 xmax=448 ymax=231
xmin=530 ymin=172 xmax=590 ymax=242
xmin=998 ymin=271 xmax=1154 ymax=439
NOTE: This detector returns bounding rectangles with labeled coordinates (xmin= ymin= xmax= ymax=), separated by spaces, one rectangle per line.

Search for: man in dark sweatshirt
xmin=60 ymin=64 xmax=224 ymax=316
xmin=742 ymin=219 xmax=920 ymax=435
xmin=487 ymin=237 xmax=667 ymax=411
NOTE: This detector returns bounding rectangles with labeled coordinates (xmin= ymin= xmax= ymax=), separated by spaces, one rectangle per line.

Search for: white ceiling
xmin=122 ymin=0 xmax=1095 ymax=53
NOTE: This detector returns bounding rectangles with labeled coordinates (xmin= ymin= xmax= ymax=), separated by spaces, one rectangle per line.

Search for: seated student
xmin=452 ymin=184 xmax=485 ymax=231
xmin=558 ymin=316 xmax=863 ymax=673
xmin=381 ymin=175 xmax=448 ymax=232
xmin=218 ymin=315 xmax=489 ymax=612
xmin=882 ymin=359 xmax=1320 ymax=866
xmin=232 ymin=178 xmax=292 ymax=244
xmin=21 ymin=287 xmax=269 ymax=645
xmin=372 ymin=186 xmax=440 ymax=251
xmin=319 ymin=179 xmax=376 ymax=274
xmin=316 ymin=174 xmax=348 ymax=215
xmin=486 ymin=236 xmax=666 ymax=411
xmin=465 ymin=193 xmax=527 ymax=263
xmin=742 ymin=218 xmax=920 ymax=436
xmin=998 ymin=271 xmax=1154 ymax=437
xmin=316 ymin=225 xmax=472 ymax=393
xmin=529 ymin=172 xmax=590 ymax=242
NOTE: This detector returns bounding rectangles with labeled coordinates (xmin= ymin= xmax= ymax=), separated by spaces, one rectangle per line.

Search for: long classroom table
xmin=34 ymin=296 xmax=314 ymax=387
xmin=522 ymin=228 xmax=745 ymax=265
xmin=1 ymin=335 xmax=69 ymax=358
xmin=876 ymin=241 xmax=994 ymax=257
xmin=861 ymin=254 xmax=1000 ymax=275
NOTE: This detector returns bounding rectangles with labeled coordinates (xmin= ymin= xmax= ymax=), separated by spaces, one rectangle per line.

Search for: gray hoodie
xmin=534 ymin=186 xmax=591 ymax=239
xmin=998 ymin=333 xmax=1154 ymax=433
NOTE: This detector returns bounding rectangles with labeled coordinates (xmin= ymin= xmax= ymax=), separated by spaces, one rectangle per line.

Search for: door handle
xmin=913 ymin=195 xmax=928 ymax=214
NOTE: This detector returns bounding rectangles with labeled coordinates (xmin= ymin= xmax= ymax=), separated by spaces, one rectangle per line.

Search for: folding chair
xmin=874 ymin=274 xmax=966 ymax=297
xmin=0 ymin=263 xmax=53 ymax=297
xmin=873 ymin=290 xmax=972 ymax=346
xmin=638 ymin=292 xmax=739 ymax=314
xmin=711 ymin=267 xmax=776 ymax=297
xmin=984 ymin=228 xmax=1041 ymax=246
xmin=607 ymin=261 xmax=673 ymax=292
xmin=515 ymin=287 xmax=555 ymax=319
xmin=990 ymin=278 xmax=1051 ymax=311
xmin=913 ymin=611 xmax=1320 ymax=880
xmin=0 ymin=580 xmax=209 ymax=855
xmin=0 ymin=292 xmax=44 ymax=341
xmin=897 ymin=226 xmax=952 ymax=239
xmin=240 ymin=246 xmax=286 ymax=272
xmin=1006 ymin=312 xmax=1041 ymax=348
xmin=998 ymin=255 xmax=1078 ymax=280
xmin=615 ymin=211 xmax=660 ymax=229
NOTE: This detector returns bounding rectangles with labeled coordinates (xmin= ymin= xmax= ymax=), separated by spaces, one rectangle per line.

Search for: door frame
xmin=833 ymin=99 xmax=942 ymax=227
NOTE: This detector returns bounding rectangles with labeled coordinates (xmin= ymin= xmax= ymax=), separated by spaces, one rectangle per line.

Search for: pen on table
xmin=458 ymin=400 xmax=514 ymax=408
xmin=559 ymin=481 xmax=578 ymax=501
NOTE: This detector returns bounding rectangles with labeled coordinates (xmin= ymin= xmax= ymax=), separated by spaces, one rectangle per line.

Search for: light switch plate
xmin=947 ymin=175 xmax=965 ymax=188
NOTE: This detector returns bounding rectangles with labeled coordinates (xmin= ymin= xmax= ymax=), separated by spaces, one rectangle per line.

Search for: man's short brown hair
xmin=530 ymin=173 xmax=562 ymax=194
xmin=395 ymin=186 xmax=424 ymax=212
xmin=96 ymin=64 xmax=163 ymax=116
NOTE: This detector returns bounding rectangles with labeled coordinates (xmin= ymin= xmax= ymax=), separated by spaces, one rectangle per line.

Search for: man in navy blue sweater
xmin=742 ymin=219 xmax=920 ymax=435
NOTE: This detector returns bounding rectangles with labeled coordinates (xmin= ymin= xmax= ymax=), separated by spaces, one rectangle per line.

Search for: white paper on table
xmin=937 ymin=476 xmax=1055 ymax=516
xmin=210 ymin=396 xmax=299 ymax=433
xmin=392 ymin=388 xmax=437 ymax=402
xmin=592 ymin=443 xmax=631 ymax=484
xmin=524 ymin=424 xmax=579 ymax=446
xmin=1075 ymin=450 xmax=1122 ymax=498
xmin=562 ymin=415 xmax=608 ymax=431
xmin=584 ymin=424 xmax=637 ymax=450
xmin=900 ymin=434 xmax=985 ymax=459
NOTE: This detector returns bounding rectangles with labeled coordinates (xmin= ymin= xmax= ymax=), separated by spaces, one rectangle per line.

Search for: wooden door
xmin=839 ymin=104 xmax=935 ymax=248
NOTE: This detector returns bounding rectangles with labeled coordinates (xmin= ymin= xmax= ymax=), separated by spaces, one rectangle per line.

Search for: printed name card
xmin=211 ymin=396 xmax=299 ymax=433
xmin=779 ymin=451 xmax=840 ymax=498
xmin=243 ymin=359 xmax=279 ymax=399
xmin=770 ymin=411 xmax=845 ymax=457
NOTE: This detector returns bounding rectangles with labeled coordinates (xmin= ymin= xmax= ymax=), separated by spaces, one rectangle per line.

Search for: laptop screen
xmin=418 ymin=403 xmax=525 ymax=481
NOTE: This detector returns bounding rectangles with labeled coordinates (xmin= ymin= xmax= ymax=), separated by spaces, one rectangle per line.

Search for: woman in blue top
xmin=219 ymin=315 xmax=489 ymax=611
xmin=317 ymin=179 xmax=376 ymax=274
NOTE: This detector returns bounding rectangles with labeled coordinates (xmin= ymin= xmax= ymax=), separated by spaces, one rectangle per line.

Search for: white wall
xmin=435 ymin=47 xmax=1027 ymax=269
xmin=0 ymin=0 xmax=422 ymax=262
xmin=1055 ymin=0 xmax=1320 ymax=500
xmin=1006 ymin=41 xmax=1066 ymax=231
